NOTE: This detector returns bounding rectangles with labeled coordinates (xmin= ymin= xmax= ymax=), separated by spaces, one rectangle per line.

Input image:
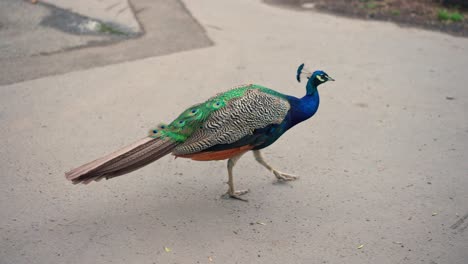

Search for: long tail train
xmin=65 ymin=137 xmax=179 ymax=184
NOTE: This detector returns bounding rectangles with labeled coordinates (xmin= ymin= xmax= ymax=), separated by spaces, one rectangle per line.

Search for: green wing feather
xmin=149 ymin=84 xmax=289 ymax=147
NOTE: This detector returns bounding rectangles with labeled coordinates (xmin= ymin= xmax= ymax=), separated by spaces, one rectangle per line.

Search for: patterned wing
xmin=173 ymin=89 xmax=290 ymax=155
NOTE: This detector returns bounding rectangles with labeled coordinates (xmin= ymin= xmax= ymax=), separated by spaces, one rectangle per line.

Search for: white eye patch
xmin=316 ymin=75 xmax=325 ymax=82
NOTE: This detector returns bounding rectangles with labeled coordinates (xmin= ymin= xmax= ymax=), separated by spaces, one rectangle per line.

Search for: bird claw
xmin=222 ymin=189 xmax=249 ymax=202
xmin=273 ymin=170 xmax=299 ymax=181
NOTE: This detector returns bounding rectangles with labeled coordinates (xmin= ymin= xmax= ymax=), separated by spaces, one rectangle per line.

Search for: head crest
xmin=296 ymin=63 xmax=312 ymax=83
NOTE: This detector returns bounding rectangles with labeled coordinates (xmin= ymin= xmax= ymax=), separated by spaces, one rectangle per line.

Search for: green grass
xmin=366 ymin=2 xmax=377 ymax=9
xmin=97 ymin=23 xmax=126 ymax=35
xmin=438 ymin=9 xmax=450 ymax=20
xmin=358 ymin=0 xmax=378 ymax=10
xmin=390 ymin=9 xmax=401 ymax=16
xmin=449 ymin=12 xmax=463 ymax=22
xmin=437 ymin=9 xmax=464 ymax=22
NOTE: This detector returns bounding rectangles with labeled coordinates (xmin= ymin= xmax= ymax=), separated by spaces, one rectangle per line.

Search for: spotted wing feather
xmin=173 ymin=89 xmax=290 ymax=155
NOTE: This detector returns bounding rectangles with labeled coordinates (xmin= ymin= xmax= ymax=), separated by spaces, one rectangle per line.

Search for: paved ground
xmin=0 ymin=0 xmax=212 ymax=85
xmin=1 ymin=0 xmax=467 ymax=264
xmin=40 ymin=0 xmax=142 ymax=34
xmin=0 ymin=0 xmax=114 ymax=59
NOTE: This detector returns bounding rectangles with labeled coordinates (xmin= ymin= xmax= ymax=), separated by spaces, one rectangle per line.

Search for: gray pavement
xmin=0 ymin=0 xmax=114 ymax=59
xmin=0 ymin=0 xmax=212 ymax=85
xmin=40 ymin=0 xmax=142 ymax=34
xmin=1 ymin=0 xmax=468 ymax=264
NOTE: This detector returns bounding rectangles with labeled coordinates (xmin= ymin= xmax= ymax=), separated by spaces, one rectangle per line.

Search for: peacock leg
xmin=222 ymin=153 xmax=249 ymax=201
xmin=253 ymin=150 xmax=299 ymax=181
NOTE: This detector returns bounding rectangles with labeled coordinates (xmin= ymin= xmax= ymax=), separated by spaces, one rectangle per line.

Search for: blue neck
xmin=287 ymin=86 xmax=320 ymax=127
xmin=307 ymin=79 xmax=319 ymax=96
xmin=250 ymin=84 xmax=320 ymax=150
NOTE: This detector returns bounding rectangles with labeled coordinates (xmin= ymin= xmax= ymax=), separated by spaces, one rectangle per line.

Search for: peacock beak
xmin=327 ymin=76 xmax=335 ymax=81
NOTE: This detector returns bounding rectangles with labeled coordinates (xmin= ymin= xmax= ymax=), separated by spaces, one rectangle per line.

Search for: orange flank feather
xmin=176 ymin=145 xmax=254 ymax=161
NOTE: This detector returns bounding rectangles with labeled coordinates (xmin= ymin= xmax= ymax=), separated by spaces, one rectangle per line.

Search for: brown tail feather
xmin=65 ymin=137 xmax=179 ymax=184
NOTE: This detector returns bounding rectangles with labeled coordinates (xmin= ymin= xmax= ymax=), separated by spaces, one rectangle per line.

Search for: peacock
xmin=65 ymin=64 xmax=334 ymax=201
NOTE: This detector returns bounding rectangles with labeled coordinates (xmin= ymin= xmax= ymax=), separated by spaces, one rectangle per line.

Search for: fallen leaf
xmin=432 ymin=212 xmax=438 ymax=216
xmin=208 ymin=256 xmax=213 ymax=262
xmin=256 ymin=222 xmax=266 ymax=226
xmin=164 ymin=246 xmax=171 ymax=252
xmin=357 ymin=244 xmax=364 ymax=249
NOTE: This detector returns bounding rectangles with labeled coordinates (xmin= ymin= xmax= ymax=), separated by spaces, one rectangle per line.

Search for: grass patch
xmin=366 ymin=2 xmax=377 ymax=9
xmin=438 ymin=9 xmax=450 ymax=20
xmin=97 ymin=23 xmax=126 ymax=35
xmin=390 ymin=9 xmax=401 ymax=16
xmin=437 ymin=9 xmax=464 ymax=22
xmin=449 ymin=12 xmax=463 ymax=22
xmin=358 ymin=0 xmax=378 ymax=10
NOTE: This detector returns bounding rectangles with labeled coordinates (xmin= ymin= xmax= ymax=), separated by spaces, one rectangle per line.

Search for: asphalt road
xmin=0 ymin=0 xmax=212 ymax=85
xmin=1 ymin=0 xmax=467 ymax=264
xmin=0 ymin=0 xmax=114 ymax=60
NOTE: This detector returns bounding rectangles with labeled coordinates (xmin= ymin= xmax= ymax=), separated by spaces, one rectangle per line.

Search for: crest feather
xmin=296 ymin=63 xmax=312 ymax=83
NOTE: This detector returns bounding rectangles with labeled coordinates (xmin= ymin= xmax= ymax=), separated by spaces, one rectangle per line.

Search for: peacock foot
xmin=273 ymin=170 xmax=299 ymax=181
xmin=222 ymin=189 xmax=250 ymax=202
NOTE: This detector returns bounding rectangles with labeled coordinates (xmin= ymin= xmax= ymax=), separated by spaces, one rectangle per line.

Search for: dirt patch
xmin=265 ymin=0 xmax=468 ymax=37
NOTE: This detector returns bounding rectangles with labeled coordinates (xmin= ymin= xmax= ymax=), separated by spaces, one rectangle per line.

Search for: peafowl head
xmin=296 ymin=64 xmax=334 ymax=92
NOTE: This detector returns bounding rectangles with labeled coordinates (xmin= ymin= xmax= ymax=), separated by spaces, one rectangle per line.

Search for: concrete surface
xmin=0 ymin=0 xmax=212 ymax=85
xmin=41 ymin=0 xmax=141 ymax=34
xmin=0 ymin=0 xmax=113 ymax=59
xmin=1 ymin=0 xmax=468 ymax=264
